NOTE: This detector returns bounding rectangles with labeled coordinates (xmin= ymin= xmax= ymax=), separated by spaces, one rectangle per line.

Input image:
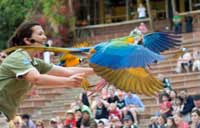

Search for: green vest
xmin=0 ymin=49 xmax=53 ymax=120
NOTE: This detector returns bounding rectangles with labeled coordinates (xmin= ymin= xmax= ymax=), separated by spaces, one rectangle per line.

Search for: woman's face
xmin=191 ymin=112 xmax=200 ymax=123
xmin=175 ymin=98 xmax=181 ymax=105
xmin=167 ymin=118 xmax=173 ymax=127
xmin=170 ymin=91 xmax=176 ymax=99
xmin=14 ymin=120 xmax=22 ymax=128
xmin=31 ymin=25 xmax=47 ymax=46
xmin=158 ymin=116 xmax=165 ymax=125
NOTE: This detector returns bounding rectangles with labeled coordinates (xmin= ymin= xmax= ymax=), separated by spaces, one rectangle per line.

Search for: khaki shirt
xmin=0 ymin=49 xmax=53 ymax=120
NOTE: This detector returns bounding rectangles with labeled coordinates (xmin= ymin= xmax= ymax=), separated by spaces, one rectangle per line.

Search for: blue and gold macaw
xmin=4 ymin=31 xmax=181 ymax=96
xmin=60 ymin=31 xmax=181 ymax=96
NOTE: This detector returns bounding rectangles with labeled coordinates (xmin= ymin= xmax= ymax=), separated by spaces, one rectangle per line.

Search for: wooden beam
xmin=146 ymin=0 xmax=153 ymax=31
xmin=178 ymin=10 xmax=200 ymax=16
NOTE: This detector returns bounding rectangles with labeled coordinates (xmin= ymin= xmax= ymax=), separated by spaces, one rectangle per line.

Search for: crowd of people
xmin=148 ymin=83 xmax=200 ymax=128
xmin=7 ymin=87 xmax=146 ymax=128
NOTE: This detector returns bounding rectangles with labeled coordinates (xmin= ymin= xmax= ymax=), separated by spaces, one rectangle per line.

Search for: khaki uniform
xmin=0 ymin=49 xmax=53 ymax=121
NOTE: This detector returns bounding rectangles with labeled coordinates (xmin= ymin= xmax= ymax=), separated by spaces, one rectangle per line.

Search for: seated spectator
xmin=192 ymin=48 xmax=200 ymax=72
xmin=157 ymin=115 xmax=167 ymax=128
xmin=179 ymin=89 xmax=195 ymax=122
xmin=166 ymin=116 xmax=176 ymax=128
xmin=36 ymin=120 xmax=44 ymax=128
xmin=109 ymin=115 xmax=122 ymax=128
xmin=122 ymin=107 xmax=135 ymax=122
xmin=80 ymin=110 xmax=97 ymax=128
xmin=172 ymin=96 xmax=184 ymax=114
xmin=93 ymin=98 xmax=109 ymax=123
xmin=97 ymin=120 xmax=105 ymax=128
xmin=176 ymin=48 xmax=193 ymax=73
xmin=21 ymin=114 xmax=36 ymax=128
xmin=74 ymin=109 xmax=82 ymax=128
xmin=190 ymin=109 xmax=200 ymax=128
xmin=169 ymin=90 xmax=177 ymax=109
xmin=56 ymin=116 xmax=64 ymax=128
xmin=64 ymin=110 xmax=76 ymax=128
xmin=122 ymin=115 xmax=138 ymax=128
xmin=124 ymin=92 xmax=145 ymax=124
xmin=148 ymin=116 xmax=158 ymax=128
xmin=107 ymin=88 xmax=119 ymax=104
xmin=193 ymin=94 xmax=200 ymax=110
xmin=108 ymin=103 xmax=121 ymax=120
xmin=160 ymin=93 xmax=172 ymax=117
xmin=76 ymin=100 xmax=93 ymax=118
xmin=49 ymin=118 xmax=58 ymax=128
xmin=9 ymin=116 xmax=25 ymax=128
xmin=116 ymin=91 xmax=126 ymax=110
xmin=174 ymin=112 xmax=189 ymax=128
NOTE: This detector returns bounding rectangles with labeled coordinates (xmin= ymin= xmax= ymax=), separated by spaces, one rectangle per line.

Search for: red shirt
xmin=160 ymin=101 xmax=172 ymax=112
xmin=177 ymin=121 xmax=189 ymax=128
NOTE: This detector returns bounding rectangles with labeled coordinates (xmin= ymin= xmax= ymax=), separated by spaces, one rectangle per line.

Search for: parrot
xmin=3 ymin=29 xmax=182 ymax=96
xmin=60 ymin=30 xmax=182 ymax=96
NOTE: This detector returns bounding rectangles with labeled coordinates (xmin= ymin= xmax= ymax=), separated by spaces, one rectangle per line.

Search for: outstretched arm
xmin=47 ymin=65 xmax=94 ymax=77
xmin=23 ymin=69 xmax=84 ymax=88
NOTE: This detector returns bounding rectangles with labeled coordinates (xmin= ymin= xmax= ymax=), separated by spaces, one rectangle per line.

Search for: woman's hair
xmin=192 ymin=109 xmax=200 ymax=117
xmin=9 ymin=21 xmax=41 ymax=47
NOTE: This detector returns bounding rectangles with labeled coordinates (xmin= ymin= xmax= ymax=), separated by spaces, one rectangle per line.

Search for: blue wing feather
xmin=90 ymin=42 xmax=164 ymax=69
xmin=143 ymin=32 xmax=181 ymax=53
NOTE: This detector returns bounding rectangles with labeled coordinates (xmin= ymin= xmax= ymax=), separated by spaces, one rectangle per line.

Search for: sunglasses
xmin=14 ymin=122 xmax=20 ymax=125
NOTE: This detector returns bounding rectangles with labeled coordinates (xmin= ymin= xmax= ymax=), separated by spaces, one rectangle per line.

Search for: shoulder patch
xmin=22 ymin=58 xmax=30 ymax=65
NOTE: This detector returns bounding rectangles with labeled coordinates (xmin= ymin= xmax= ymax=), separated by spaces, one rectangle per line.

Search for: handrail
xmin=76 ymin=18 xmax=150 ymax=30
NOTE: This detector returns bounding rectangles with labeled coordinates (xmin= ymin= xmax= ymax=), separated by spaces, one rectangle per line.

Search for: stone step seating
xmin=30 ymin=88 xmax=82 ymax=121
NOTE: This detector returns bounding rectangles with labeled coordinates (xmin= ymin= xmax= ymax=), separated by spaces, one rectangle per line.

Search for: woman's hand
xmin=67 ymin=73 xmax=85 ymax=87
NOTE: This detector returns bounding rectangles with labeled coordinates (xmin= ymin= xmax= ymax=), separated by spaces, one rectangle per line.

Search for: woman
xmin=166 ymin=117 xmax=176 ymax=128
xmin=36 ymin=120 xmax=45 ymax=128
xmin=174 ymin=112 xmax=189 ymax=128
xmin=190 ymin=109 xmax=200 ymax=128
xmin=0 ymin=21 xmax=94 ymax=127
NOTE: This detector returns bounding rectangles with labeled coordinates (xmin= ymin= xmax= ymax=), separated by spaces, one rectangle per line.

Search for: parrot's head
xmin=126 ymin=37 xmax=135 ymax=44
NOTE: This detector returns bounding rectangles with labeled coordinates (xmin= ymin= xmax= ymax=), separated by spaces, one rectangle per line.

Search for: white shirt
xmin=137 ymin=7 xmax=146 ymax=18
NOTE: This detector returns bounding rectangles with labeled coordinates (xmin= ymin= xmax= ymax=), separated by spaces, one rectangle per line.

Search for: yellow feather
xmin=90 ymin=64 xmax=163 ymax=96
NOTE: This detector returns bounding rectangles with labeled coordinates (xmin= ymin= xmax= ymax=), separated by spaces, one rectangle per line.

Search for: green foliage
xmin=0 ymin=0 xmax=35 ymax=50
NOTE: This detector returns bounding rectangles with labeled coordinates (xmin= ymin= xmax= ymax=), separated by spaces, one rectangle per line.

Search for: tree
xmin=0 ymin=0 xmax=36 ymax=50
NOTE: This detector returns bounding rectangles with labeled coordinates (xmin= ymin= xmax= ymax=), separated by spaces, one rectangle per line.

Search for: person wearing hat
xmin=80 ymin=110 xmax=97 ymax=128
xmin=50 ymin=118 xmax=58 ymax=128
xmin=122 ymin=115 xmax=137 ymax=128
xmin=64 ymin=109 xmax=76 ymax=128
